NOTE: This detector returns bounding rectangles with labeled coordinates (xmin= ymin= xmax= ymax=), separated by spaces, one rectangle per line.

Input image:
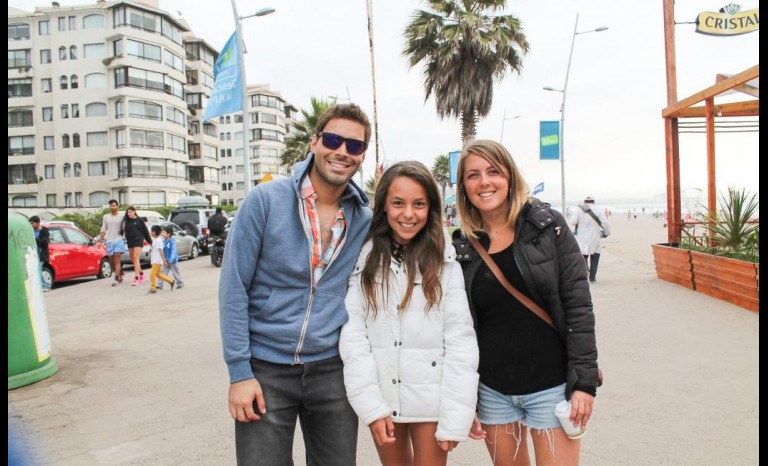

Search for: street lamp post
xmin=543 ymin=14 xmax=607 ymax=213
xmin=231 ymin=1 xmax=275 ymax=196
xmin=499 ymin=110 xmax=521 ymax=143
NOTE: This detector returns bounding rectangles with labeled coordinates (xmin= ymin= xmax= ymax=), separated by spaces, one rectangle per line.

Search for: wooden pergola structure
xmin=661 ymin=0 xmax=759 ymax=243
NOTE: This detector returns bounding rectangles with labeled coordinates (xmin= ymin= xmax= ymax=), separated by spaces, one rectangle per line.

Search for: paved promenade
xmin=8 ymin=214 xmax=758 ymax=465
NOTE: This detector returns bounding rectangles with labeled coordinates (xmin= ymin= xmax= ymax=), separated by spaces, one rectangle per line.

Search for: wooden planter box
xmin=690 ymin=251 xmax=759 ymax=312
xmin=651 ymin=243 xmax=694 ymax=289
xmin=652 ymin=244 xmax=759 ymax=312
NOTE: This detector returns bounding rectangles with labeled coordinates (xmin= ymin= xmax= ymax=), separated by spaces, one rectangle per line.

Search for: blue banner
xmin=449 ymin=151 xmax=461 ymax=184
xmin=539 ymin=121 xmax=560 ymax=160
xmin=202 ymin=32 xmax=243 ymax=122
xmin=532 ymin=182 xmax=544 ymax=195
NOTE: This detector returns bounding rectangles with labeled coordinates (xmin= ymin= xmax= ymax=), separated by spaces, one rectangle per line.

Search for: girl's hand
xmin=369 ymin=417 xmax=396 ymax=446
xmin=438 ymin=440 xmax=458 ymax=452
xmin=469 ymin=415 xmax=486 ymax=440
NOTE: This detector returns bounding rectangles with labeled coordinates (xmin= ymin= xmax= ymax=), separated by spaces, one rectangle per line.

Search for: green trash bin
xmin=8 ymin=213 xmax=57 ymax=389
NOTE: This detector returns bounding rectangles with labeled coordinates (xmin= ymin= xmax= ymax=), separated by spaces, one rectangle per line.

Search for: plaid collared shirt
xmin=299 ymin=177 xmax=347 ymax=286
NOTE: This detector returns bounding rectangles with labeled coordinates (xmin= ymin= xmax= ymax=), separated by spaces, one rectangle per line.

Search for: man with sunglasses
xmin=220 ymin=103 xmax=373 ymax=465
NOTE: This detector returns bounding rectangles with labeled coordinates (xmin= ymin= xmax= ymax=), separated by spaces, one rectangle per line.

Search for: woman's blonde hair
xmin=456 ymin=139 xmax=530 ymax=236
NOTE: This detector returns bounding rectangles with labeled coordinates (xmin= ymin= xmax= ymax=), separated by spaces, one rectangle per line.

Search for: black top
xmin=124 ymin=218 xmax=151 ymax=248
xmin=471 ymin=242 xmax=567 ymax=395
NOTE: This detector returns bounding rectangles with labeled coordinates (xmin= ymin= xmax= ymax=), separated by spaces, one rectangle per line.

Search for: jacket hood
xmin=290 ymin=153 xmax=369 ymax=207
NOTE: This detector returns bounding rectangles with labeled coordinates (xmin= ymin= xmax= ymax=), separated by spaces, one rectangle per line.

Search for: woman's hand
xmin=569 ymin=390 xmax=595 ymax=430
xmin=369 ymin=417 xmax=396 ymax=446
xmin=437 ymin=440 xmax=458 ymax=452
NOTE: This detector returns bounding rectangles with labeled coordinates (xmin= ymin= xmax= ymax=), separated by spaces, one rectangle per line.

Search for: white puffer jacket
xmin=340 ymin=239 xmax=479 ymax=442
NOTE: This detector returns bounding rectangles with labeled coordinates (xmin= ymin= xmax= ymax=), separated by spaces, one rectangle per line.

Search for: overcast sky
xmin=12 ymin=0 xmax=759 ymax=207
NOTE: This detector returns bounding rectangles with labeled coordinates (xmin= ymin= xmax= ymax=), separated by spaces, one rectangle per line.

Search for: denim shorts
xmin=106 ymin=240 xmax=126 ymax=256
xmin=477 ymin=382 xmax=566 ymax=430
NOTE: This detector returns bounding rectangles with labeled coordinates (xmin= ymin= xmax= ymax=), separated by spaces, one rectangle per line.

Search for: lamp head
xmin=254 ymin=7 xmax=275 ymax=16
xmin=543 ymin=86 xmax=563 ymax=93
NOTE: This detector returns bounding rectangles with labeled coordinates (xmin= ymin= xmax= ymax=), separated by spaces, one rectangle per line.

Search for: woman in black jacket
xmin=121 ymin=206 xmax=151 ymax=286
xmin=454 ymin=140 xmax=598 ymax=465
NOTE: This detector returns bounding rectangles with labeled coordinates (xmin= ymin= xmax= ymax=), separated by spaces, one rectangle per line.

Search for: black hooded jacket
xmin=453 ymin=198 xmax=599 ymax=399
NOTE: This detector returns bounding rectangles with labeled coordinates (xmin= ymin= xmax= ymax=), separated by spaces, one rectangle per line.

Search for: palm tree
xmin=364 ymin=175 xmax=378 ymax=200
xmin=431 ymin=154 xmax=450 ymax=207
xmin=403 ymin=0 xmax=529 ymax=143
xmin=280 ymin=97 xmax=332 ymax=168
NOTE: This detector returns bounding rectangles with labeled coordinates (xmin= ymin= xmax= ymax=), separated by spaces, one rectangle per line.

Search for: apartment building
xmin=217 ymin=84 xmax=296 ymax=206
xmin=8 ymin=0 xmax=294 ymax=209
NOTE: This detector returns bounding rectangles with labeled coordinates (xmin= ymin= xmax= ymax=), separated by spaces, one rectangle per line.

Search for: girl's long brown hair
xmin=361 ymin=161 xmax=445 ymax=316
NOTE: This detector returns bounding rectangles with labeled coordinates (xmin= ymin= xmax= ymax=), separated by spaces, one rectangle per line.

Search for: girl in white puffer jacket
xmin=340 ymin=161 xmax=479 ymax=466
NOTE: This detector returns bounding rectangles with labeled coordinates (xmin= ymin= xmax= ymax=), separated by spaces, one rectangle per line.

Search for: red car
xmin=41 ymin=223 xmax=113 ymax=289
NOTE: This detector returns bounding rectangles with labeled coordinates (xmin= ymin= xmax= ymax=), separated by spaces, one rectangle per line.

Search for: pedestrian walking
xmin=147 ymin=225 xmax=174 ymax=294
xmin=158 ymin=225 xmax=183 ymax=290
xmin=569 ymin=196 xmax=612 ymax=283
xmin=121 ymin=206 xmax=151 ymax=286
xmin=28 ymin=215 xmax=51 ymax=291
xmin=99 ymin=199 xmax=127 ymax=286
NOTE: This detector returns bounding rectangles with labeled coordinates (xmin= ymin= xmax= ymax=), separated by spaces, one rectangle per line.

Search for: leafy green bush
xmin=689 ymin=187 xmax=760 ymax=263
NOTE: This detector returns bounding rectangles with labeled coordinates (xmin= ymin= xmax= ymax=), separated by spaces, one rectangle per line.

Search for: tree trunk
xmin=461 ymin=109 xmax=478 ymax=144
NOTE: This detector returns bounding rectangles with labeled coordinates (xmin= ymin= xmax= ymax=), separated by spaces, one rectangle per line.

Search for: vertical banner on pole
xmin=202 ymin=32 xmax=243 ymax=122
xmin=449 ymin=151 xmax=461 ymax=184
xmin=539 ymin=121 xmax=560 ymax=160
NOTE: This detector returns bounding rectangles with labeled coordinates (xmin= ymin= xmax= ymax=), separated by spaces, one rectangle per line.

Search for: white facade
xmin=217 ymin=85 xmax=296 ymax=206
xmin=8 ymin=1 xmax=293 ymax=209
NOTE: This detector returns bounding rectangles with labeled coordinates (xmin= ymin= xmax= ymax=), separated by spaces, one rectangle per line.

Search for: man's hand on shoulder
xmin=228 ymin=378 xmax=266 ymax=422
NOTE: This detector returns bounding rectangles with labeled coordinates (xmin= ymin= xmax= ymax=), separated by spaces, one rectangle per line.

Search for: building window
xmin=87 ymin=161 xmax=108 ymax=176
xmin=39 ymin=20 xmax=50 ymax=35
xmin=8 ymin=135 xmax=35 ymax=155
xmin=70 ymin=74 xmax=78 ymax=89
xmin=64 ymin=192 xmax=72 ymax=207
xmin=40 ymin=49 xmax=51 ymax=64
xmin=86 ymin=102 xmax=107 ymax=117
xmin=8 ymin=109 xmax=33 ymax=128
xmin=58 ymin=17 xmax=66 ymax=31
xmin=71 ymin=104 xmax=80 ymax=118
xmin=61 ymin=104 xmax=69 ymax=119
xmin=74 ymin=162 xmax=82 ymax=177
xmin=41 ymin=78 xmax=52 ymax=93
xmin=89 ymin=191 xmax=110 ymax=206
xmin=59 ymin=46 xmax=67 ymax=60
xmin=83 ymin=43 xmax=106 ymax=59
xmin=86 ymin=131 xmax=108 ymax=147
xmin=69 ymin=45 xmax=77 ymax=60
xmin=72 ymin=133 xmax=81 ymax=148
xmin=62 ymin=134 xmax=70 ymax=148
xmin=45 ymin=165 xmax=55 ymax=179
xmin=44 ymin=137 xmax=54 ymax=151
xmin=46 ymin=194 xmax=56 ymax=207
xmin=42 ymin=107 xmax=53 ymax=121
xmin=63 ymin=163 xmax=71 ymax=177
xmin=69 ymin=16 xmax=77 ymax=31
xmin=60 ymin=75 xmax=68 ymax=89
xmin=8 ymin=49 xmax=31 ymax=68
xmin=84 ymin=73 xmax=107 ymax=88
xmin=82 ymin=14 xmax=105 ymax=29
xmin=8 ymin=23 xmax=31 ymax=40
xmin=8 ymin=78 xmax=32 ymax=97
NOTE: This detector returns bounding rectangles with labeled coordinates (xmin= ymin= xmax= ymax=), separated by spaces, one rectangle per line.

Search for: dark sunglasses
xmin=318 ymin=132 xmax=367 ymax=156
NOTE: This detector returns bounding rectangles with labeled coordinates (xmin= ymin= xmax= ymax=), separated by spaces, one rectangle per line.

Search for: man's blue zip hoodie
xmin=219 ymin=154 xmax=372 ymax=383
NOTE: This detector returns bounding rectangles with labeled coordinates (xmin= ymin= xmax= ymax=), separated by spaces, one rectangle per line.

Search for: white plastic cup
xmin=555 ymin=400 xmax=586 ymax=440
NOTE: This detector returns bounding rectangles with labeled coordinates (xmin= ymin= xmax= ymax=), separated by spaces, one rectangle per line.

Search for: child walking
xmin=158 ymin=225 xmax=184 ymax=290
xmin=340 ymin=161 xmax=479 ymax=466
xmin=148 ymin=225 xmax=175 ymax=293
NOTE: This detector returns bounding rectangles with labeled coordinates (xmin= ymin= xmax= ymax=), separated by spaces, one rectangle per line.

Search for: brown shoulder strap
xmin=467 ymin=235 xmax=554 ymax=328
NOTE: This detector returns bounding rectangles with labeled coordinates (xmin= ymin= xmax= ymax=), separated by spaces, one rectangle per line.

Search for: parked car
xmin=120 ymin=221 xmax=200 ymax=266
xmin=42 ymin=222 xmax=112 ymax=289
xmin=167 ymin=207 xmax=217 ymax=253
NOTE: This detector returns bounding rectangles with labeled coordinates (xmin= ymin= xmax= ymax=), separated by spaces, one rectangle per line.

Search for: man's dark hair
xmin=29 ymin=215 xmax=41 ymax=224
xmin=216 ymin=207 xmax=223 ymax=214
xmin=108 ymin=199 xmax=119 ymax=206
xmin=315 ymin=103 xmax=372 ymax=143
xmin=151 ymin=225 xmax=162 ymax=235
